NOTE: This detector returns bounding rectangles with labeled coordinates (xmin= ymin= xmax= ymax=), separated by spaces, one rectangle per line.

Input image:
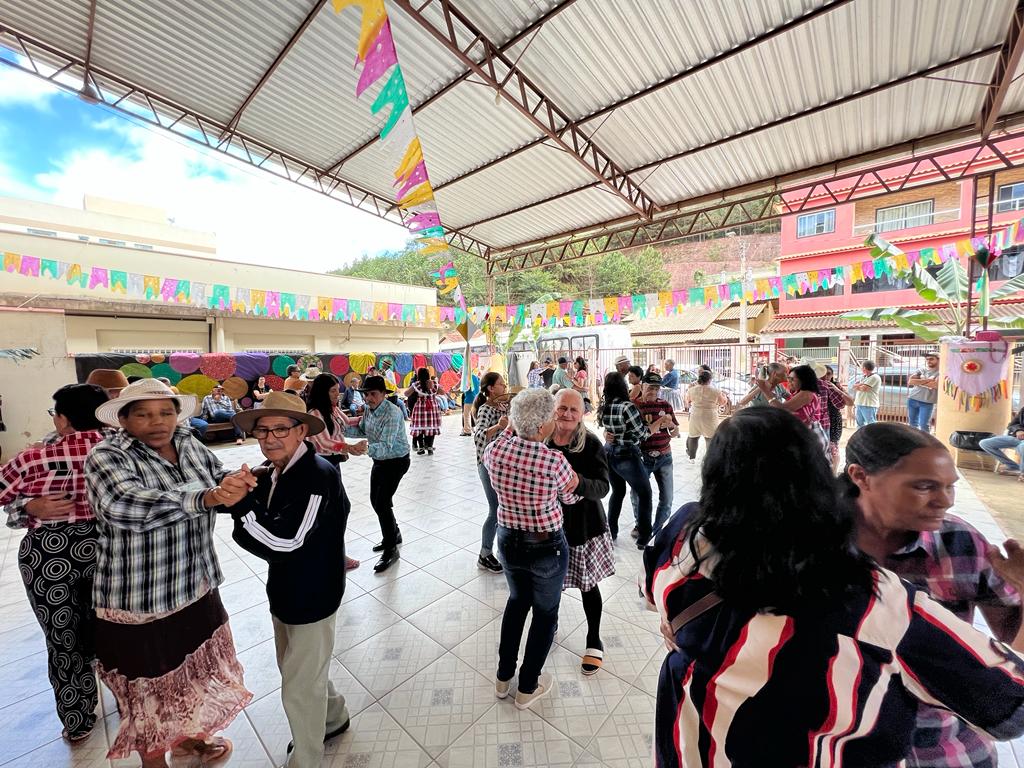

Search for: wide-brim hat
xmin=641 ymin=372 xmax=663 ymax=386
xmin=358 ymin=375 xmax=388 ymax=393
xmin=232 ymin=391 xmax=325 ymax=435
xmin=924 ymin=349 xmax=940 ymax=359
xmin=809 ymin=361 xmax=828 ymax=378
xmin=95 ymin=378 xmax=197 ymax=427
xmin=614 ymin=355 xmax=630 ymax=366
xmin=85 ymin=368 xmax=130 ymax=392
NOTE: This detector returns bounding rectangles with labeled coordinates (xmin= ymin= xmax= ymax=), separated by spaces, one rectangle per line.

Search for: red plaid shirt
xmin=0 ymin=430 xmax=107 ymax=528
xmin=483 ymin=429 xmax=579 ymax=532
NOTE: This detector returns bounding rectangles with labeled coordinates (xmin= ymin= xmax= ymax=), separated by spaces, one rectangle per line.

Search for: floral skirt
xmin=95 ymin=589 xmax=252 ymax=758
xmin=564 ymin=531 xmax=616 ymax=592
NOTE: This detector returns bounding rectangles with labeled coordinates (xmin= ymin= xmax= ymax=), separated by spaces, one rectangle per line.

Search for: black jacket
xmin=228 ymin=442 xmax=349 ymax=625
xmin=549 ymin=431 xmax=610 ymax=547
xmin=1008 ymin=407 xmax=1024 ymax=436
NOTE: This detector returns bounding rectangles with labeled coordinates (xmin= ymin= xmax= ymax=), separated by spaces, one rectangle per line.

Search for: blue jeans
xmin=478 ymin=463 xmax=499 ymax=556
xmin=631 ymin=452 xmax=674 ymax=537
xmin=979 ymin=435 xmax=1024 ymax=472
xmin=855 ymin=405 xmax=878 ymax=427
xmin=189 ymin=417 xmax=208 ymax=438
xmin=208 ymin=410 xmax=241 ymax=438
xmin=907 ymin=398 xmax=935 ymax=432
xmin=495 ymin=527 xmax=568 ymax=693
xmin=606 ymin=444 xmax=653 ymax=543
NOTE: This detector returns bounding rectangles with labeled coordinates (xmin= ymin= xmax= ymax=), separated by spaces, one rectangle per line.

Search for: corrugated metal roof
xmin=627 ymin=304 xmax=724 ymax=333
xmin=717 ymin=302 xmax=772 ymax=321
xmin=2 ymin=0 xmax=1020 ymax=255
xmin=762 ymin=300 xmax=1024 ymax=333
xmin=633 ymin=323 xmax=742 ymax=345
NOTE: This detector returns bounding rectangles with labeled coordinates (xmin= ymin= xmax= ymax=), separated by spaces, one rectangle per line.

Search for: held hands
xmin=988 ymin=539 xmax=1024 ymax=593
xmin=1016 ymin=431 xmax=1024 ymax=440
xmin=348 ymin=440 xmax=369 ymax=456
xmin=25 ymin=494 xmax=76 ymax=520
xmin=497 ymin=415 xmax=510 ymax=430
xmin=207 ymin=464 xmax=259 ymax=508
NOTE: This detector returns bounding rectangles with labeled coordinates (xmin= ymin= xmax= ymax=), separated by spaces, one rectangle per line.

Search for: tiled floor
xmin=0 ymin=415 xmax=1020 ymax=767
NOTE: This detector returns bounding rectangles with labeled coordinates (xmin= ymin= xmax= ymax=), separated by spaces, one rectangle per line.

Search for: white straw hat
xmin=95 ymin=378 xmax=197 ymax=428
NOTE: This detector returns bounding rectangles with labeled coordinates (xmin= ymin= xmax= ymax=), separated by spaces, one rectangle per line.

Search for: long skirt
xmin=96 ymin=589 xmax=252 ymax=758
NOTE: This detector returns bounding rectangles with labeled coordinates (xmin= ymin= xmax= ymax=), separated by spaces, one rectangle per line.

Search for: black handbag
xmin=948 ymin=431 xmax=994 ymax=452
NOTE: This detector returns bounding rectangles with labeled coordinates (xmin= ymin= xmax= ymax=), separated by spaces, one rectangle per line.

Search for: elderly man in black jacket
xmin=231 ymin=392 xmax=351 ymax=767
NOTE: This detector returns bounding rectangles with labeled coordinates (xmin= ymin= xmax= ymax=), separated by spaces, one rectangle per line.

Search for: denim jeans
xmin=979 ymin=434 xmax=1024 ymax=472
xmin=907 ymin=398 xmax=935 ymax=432
xmin=189 ymin=417 xmax=208 ymax=438
xmin=208 ymin=410 xmax=241 ymax=438
xmin=606 ymin=444 xmax=653 ymax=543
xmin=478 ymin=463 xmax=500 ymax=556
xmin=631 ymin=452 xmax=674 ymax=537
xmin=495 ymin=527 xmax=569 ymax=693
xmin=855 ymin=405 xmax=878 ymax=427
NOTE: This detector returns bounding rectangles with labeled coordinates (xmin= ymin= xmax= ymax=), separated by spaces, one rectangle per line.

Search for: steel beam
xmin=485 ymin=125 xmax=1024 ymax=275
xmin=457 ymin=46 xmax=999 ymax=232
xmin=0 ymin=23 xmax=492 ymax=260
xmin=323 ymin=0 xmax=581 ymax=175
xmin=391 ymin=0 xmax=657 ymax=220
xmin=978 ymin=0 xmax=1024 ymax=139
xmin=217 ymin=0 xmax=328 ymax=146
xmin=436 ymin=0 xmax=853 ymax=195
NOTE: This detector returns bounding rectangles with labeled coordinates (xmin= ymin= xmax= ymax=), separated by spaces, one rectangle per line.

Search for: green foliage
xmin=332 ymin=243 xmax=671 ymax=306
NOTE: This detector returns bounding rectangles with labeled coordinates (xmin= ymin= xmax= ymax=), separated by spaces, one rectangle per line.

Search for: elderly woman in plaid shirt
xmin=483 ymin=388 xmax=580 ymax=710
xmin=0 ymin=384 xmax=109 ymax=743
xmin=84 ymin=379 xmax=256 ymax=767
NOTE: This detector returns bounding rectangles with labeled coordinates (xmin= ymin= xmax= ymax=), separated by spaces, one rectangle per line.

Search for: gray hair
xmin=550 ymin=389 xmax=587 ymax=453
xmin=510 ymin=388 xmax=555 ymax=438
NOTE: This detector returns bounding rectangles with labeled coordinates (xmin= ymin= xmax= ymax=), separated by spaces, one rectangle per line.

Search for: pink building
xmin=762 ymin=154 xmax=1024 ymax=350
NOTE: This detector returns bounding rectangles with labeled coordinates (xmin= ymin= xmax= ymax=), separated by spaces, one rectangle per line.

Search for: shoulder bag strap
xmin=669 ymin=591 xmax=724 ymax=634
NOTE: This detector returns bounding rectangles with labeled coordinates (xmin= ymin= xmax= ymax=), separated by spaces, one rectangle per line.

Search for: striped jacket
xmin=644 ymin=504 xmax=1024 ymax=768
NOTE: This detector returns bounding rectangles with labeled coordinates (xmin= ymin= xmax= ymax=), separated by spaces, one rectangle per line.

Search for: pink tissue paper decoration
xmin=355 ymin=20 xmax=398 ymax=97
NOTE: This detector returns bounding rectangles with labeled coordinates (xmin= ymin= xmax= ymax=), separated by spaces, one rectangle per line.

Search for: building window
xmin=796 ymin=210 xmax=835 ymax=238
xmin=791 ymin=282 xmax=844 ymax=300
xmin=874 ymin=200 xmax=934 ymax=233
xmin=110 ymin=347 xmax=203 ymax=354
xmin=27 ymin=227 xmax=57 ymax=237
xmin=243 ymin=348 xmax=310 ymax=355
xmin=98 ymin=238 xmax=126 ymax=246
xmin=990 ymin=244 xmax=1024 ymax=281
xmin=77 ymin=235 xmax=90 ymax=242
xmin=132 ymin=243 xmax=154 ymax=251
xmin=997 ymin=183 xmax=1024 ymax=213
xmin=851 ymin=263 xmax=941 ymax=294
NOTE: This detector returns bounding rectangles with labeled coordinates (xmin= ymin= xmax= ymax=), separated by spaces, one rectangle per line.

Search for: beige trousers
xmin=273 ymin=611 xmax=349 ymax=768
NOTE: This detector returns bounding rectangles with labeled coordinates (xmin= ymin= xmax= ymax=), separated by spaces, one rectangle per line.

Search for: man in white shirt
xmin=853 ymin=361 xmax=882 ymax=427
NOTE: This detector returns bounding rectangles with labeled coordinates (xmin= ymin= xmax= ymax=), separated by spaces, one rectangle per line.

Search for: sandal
xmin=62 ymin=724 xmax=94 ymax=743
xmin=581 ymin=647 xmax=604 ymax=676
xmin=172 ymin=736 xmax=233 ymax=765
xmin=346 ymin=556 xmax=361 ymax=570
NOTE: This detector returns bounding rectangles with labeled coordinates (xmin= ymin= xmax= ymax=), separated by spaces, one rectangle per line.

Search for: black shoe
xmin=417 ymin=449 xmax=425 ymax=455
xmin=630 ymin=526 xmax=639 ymax=539
xmin=287 ymin=717 xmax=351 ymax=753
xmin=477 ymin=553 xmax=502 ymax=573
xmin=636 ymin=539 xmax=649 ymax=550
xmin=374 ymin=548 xmax=400 ymax=572
xmin=426 ymin=448 xmax=434 ymax=455
xmin=372 ymin=532 xmax=402 ymax=553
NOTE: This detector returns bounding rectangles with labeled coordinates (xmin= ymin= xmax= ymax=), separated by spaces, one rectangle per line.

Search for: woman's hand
xmin=660 ymin=616 xmax=680 ymax=652
xmin=565 ymin=471 xmax=580 ymax=493
xmin=497 ymin=415 xmax=509 ymax=430
xmin=25 ymin=494 xmax=76 ymax=520
xmin=989 ymin=540 xmax=1024 ymax=593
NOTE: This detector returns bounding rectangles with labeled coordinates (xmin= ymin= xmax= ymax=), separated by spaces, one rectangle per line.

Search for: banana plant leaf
xmin=841 ymin=308 xmax=949 ymax=341
xmin=989 ymin=315 xmax=1024 ymax=329
xmin=991 ymin=271 xmax=1024 ymax=301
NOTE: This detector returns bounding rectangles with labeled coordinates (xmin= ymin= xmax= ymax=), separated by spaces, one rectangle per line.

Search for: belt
xmin=502 ymin=527 xmax=558 ymax=542
xmin=644 ymin=450 xmax=667 ymax=458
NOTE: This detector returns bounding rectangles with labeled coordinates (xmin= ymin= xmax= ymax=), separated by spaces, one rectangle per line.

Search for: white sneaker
xmin=495 ymin=678 xmax=511 ymax=699
xmin=514 ymin=673 xmax=553 ymax=710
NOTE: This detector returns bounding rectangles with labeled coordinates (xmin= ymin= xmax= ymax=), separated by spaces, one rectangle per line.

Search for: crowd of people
xmin=1 ymin=346 xmax=1023 ymax=768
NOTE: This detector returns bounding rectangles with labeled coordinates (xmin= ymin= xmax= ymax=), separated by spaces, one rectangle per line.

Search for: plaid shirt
xmin=346 ymin=398 xmax=409 ymax=460
xmin=85 ymin=426 xmax=226 ymax=615
xmin=472 ymin=401 xmax=508 ymax=464
xmin=483 ymin=429 xmax=579 ymax=532
xmin=884 ymin=514 xmax=1022 ymax=768
xmin=0 ymin=430 xmax=107 ymax=529
xmin=201 ymin=393 xmax=236 ymax=420
xmin=598 ymin=400 xmax=650 ymax=446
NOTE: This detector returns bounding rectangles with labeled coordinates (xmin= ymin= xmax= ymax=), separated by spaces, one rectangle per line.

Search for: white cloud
xmin=0 ymin=59 xmax=64 ymax=110
xmin=31 ymin=112 xmax=411 ymax=272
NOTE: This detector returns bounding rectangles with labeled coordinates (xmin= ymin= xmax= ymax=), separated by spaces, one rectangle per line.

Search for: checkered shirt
xmin=85 ymin=426 xmax=227 ymax=615
xmin=0 ymin=430 xmax=107 ymax=528
xmin=472 ymin=402 xmax=509 ymax=464
xmin=885 ymin=514 xmax=1022 ymax=768
xmin=598 ymin=400 xmax=650 ymax=446
xmin=483 ymin=429 xmax=579 ymax=532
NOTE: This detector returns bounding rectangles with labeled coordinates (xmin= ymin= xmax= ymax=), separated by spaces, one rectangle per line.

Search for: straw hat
xmin=232 ymin=391 xmax=325 ymax=436
xmin=809 ymin=361 xmax=828 ymax=378
xmin=95 ymin=378 xmax=197 ymax=427
xmin=85 ymin=368 xmax=129 ymax=393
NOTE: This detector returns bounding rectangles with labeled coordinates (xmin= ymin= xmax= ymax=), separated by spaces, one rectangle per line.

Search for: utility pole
xmin=725 ymin=231 xmax=751 ymax=342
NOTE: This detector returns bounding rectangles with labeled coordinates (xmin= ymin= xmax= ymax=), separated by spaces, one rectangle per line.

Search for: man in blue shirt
xmin=346 ymin=376 xmax=410 ymax=572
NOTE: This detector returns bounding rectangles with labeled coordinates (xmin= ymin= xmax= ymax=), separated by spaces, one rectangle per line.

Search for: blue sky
xmin=0 ymin=57 xmax=410 ymax=272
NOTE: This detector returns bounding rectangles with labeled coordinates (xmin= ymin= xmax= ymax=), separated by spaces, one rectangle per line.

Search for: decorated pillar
xmin=935 ymin=338 xmax=1013 ymax=458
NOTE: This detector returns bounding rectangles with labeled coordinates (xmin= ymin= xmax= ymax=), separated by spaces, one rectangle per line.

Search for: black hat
xmin=642 ymin=372 xmax=663 ymax=386
xmin=358 ymin=375 xmax=388 ymax=393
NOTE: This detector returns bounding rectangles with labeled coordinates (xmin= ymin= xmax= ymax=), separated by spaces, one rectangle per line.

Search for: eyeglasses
xmin=47 ymin=407 xmax=56 ymax=416
xmin=251 ymin=425 xmax=299 ymax=439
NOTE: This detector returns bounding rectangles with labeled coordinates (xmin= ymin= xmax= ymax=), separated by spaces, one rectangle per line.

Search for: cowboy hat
xmin=809 ymin=361 xmax=828 ymax=378
xmin=95 ymin=378 xmax=197 ymax=427
xmin=357 ymin=375 xmax=388 ymax=394
xmin=299 ymin=364 xmax=322 ymax=382
xmin=85 ymin=368 xmax=130 ymax=393
xmin=232 ymin=391 xmax=325 ymax=436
